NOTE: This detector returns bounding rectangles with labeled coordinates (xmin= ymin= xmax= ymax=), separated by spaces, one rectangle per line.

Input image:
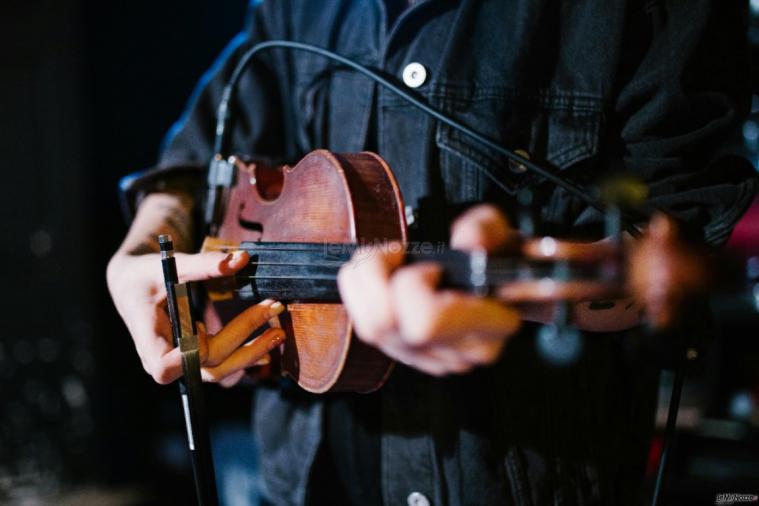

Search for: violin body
xmin=205 ymin=150 xmax=407 ymax=393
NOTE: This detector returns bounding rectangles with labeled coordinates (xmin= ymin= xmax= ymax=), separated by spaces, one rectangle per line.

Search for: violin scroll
xmin=628 ymin=213 xmax=710 ymax=329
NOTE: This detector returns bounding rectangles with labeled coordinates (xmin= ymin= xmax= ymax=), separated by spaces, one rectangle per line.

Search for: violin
xmin=199 ymin=150 xmax=706 ymax=393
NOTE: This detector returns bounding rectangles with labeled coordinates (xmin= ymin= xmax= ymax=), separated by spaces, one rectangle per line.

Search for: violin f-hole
xmin=251 ymin=163 xmax=285 ymax=201
xmin=237 ymin=210 xmax=264 ymax=235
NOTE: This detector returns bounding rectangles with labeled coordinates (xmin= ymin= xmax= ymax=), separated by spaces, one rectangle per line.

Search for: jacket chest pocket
xmin=434 ymin=90 xmax=604 ymax=203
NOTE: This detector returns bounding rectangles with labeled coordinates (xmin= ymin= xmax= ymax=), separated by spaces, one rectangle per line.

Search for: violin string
xmin=232 ymin=268 xmax=551 ymax=277
xmin=205 ymin=248 xmax=618 ymax=282
xmin=231 ymin=263 xmax=606 ymax=273
xmin=230 ymin=271 xmax=609 ymax=281
xmin=233 ymin=261 xmax=596 ymax=269
xmin=232 ymin=260 xmax=606 ymax=271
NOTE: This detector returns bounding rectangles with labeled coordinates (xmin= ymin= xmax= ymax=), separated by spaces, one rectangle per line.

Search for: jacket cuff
xmin=118 ymin=164 xmax=205 ymax=223
xmin=702 ymin=156 xmax=759 ymax=247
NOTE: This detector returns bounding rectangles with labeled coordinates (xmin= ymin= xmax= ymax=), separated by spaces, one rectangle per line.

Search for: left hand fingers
xmin=376 ymin=330 xmax=506 ymax=376
xmin=359 ymin=262 xmax=519 ymax=376
xmin=390 ymin=263 xmax=521 ymax=346
xmin=450 ymin=204 xmax=519 ymax=253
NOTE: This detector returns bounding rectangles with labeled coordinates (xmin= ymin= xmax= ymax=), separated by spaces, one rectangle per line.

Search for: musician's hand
xmin=338 ymin=204 xmax=521 ymax=376
xmin=107 ymin=249 xmax=285 ymax=387
xmin=509 ymin=214 xmax=700 ymax=331
xmin=628 ymin=213 xmax=707 ymax=329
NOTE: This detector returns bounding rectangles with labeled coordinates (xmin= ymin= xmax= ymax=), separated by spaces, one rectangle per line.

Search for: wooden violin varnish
xmin=202 ymin=150 xmax=405 ymax=393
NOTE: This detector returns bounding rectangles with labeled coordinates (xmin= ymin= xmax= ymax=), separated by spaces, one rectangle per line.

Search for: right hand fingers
xmin=174 ymin=250 xmax=250 ymax=282
xmin=126 ymin=309 xmax=182 ymax=385
xmin=201 ymin=328 xmax=284 ymax=384
xmin=135 ymin=298 xmax=284 ymax=385
xmin=203 ymin=299 xmax=285 ymax=366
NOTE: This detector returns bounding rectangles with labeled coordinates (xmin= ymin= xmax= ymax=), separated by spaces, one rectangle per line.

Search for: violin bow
xmin=159 ymin=234 xmax=219 ymax=506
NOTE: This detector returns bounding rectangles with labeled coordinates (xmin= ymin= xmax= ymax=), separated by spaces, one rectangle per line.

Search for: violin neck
xmin=221 ymin=241 xmax=607 ymax=303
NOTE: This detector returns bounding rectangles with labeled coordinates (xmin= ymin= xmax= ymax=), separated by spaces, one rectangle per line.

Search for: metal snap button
xmin=402 ymin=62 xmax=427 ymax=88
xmin=508 ymin=148 xmax=531 ymax=174
xmin=407 ymin=491 xmax=431 ymax=506
xmin=404 ymin=205 xmax=416 ymax=226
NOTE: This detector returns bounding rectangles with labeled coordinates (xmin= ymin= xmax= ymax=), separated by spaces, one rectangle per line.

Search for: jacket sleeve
xmin=570 ymin=0 xmax=758 ymax=245
xmin=119 ymin=0 xmax=287 ymax=221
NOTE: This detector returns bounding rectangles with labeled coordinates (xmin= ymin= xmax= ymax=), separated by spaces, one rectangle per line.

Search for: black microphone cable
xmin=210 ymin=40 xmax=641 ymax=237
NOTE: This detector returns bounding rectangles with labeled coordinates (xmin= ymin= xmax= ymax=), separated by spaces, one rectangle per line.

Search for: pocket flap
xmin=435 ymin=97 xmax=602 ymax=195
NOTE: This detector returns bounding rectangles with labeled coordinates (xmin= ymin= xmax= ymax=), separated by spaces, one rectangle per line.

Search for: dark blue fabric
xmin=147 ymin=1 xmax=759 ymax=504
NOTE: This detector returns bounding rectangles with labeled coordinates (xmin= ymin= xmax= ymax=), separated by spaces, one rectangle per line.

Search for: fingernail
xmin=269 ymin=301 xmax=285 ymax=317
xmin=270 ymin=330 xmax=286 ymax=346
xmin=231 ymin=250 xmax=246 ymax=262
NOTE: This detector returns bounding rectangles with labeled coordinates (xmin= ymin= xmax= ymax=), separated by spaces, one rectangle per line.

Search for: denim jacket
xmin=133 ymin=0 xmax=758 ymax=504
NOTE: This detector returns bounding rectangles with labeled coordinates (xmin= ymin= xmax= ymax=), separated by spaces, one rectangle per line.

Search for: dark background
xmin=1 ymin=1 xmax=758 ymax=505
xmin=1 ymin=0 xmax=250 ymax=503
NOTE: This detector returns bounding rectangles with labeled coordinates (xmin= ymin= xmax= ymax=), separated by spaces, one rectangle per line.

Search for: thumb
xmin=175 ymin=250 xmax=250 ymax=282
